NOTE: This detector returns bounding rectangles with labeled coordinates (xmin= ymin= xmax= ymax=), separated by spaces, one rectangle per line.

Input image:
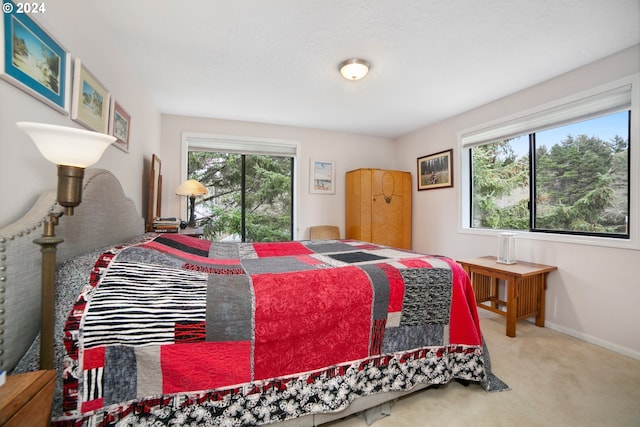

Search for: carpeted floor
xmin=326 ymin=311 xmax=640 ymax=427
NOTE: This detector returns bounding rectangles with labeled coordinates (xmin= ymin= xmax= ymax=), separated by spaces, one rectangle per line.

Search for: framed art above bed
xmin=0 ymin=0 xmax=71 ymax=113
xmin=109 ymin=99 xmax=131 ymax=152
xmin=71 ymin=59 xmax=110 ymax=132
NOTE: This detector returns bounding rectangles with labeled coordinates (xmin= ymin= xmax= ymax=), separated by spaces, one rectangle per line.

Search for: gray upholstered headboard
xmin=0 ymin=168 xmax=145 ymax=372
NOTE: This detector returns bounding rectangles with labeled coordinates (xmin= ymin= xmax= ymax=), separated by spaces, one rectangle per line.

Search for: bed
xmin=0 ymin=169 xmax=506 ymax=426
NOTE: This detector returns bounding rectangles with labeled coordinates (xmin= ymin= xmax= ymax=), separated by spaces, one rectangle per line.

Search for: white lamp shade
xmin=176 ymin=179 xmax=208 ymax=196
xmin=17 ymin=122 xmax=115 ymax=168
xmin=339 ymin=58 xmax=370 ymax=80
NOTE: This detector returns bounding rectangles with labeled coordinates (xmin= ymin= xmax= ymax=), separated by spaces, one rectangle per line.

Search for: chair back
xmin=309 ymin=225 xmax=340 ymax=240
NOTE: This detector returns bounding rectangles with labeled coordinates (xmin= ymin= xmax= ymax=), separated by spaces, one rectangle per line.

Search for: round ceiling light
xmin=338 ymin=58 xmax=370 ymax=81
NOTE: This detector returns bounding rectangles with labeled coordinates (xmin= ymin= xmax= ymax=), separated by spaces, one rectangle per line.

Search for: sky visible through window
xmin=508 ymin=111 xmax=628 ymax=157
xmin=537 ymin=111 xmax=627 ymax=147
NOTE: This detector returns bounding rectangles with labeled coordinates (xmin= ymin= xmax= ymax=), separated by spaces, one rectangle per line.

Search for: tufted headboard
xmin=0 ymin=168 xmax=145 ymax=372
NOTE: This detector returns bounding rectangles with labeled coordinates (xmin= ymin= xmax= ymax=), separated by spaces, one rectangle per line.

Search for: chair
xmin=309 ymin=225 xmax=340 ymax=240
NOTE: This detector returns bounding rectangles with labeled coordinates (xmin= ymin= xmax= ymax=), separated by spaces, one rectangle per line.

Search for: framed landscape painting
xmin=310 ymin=159 xmax=336 ymax=194
xmin=72 ymin=59 xmax=110 ymax=133
xmin=110 ymin=99 xmax=131 ymax=152
xmin=417 ymin=149 xmax=453 ymax=190
xmin=0 ymin=0 xmax=70 ymax=113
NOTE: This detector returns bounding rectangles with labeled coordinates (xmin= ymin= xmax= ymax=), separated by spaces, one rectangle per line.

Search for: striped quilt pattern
xmin=82 ymin=261 xmax=207 ymax=347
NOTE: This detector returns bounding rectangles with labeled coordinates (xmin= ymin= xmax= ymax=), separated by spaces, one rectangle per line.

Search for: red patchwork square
xmin=253 ymin=266 xmax=372 ymax=380
xmin=294 ymin=255 xmax=325 ymax=266
xmin=399 ymin=258 xmax=433 ymax=268
xmin=252 ymin=242 xmax=314 ymax=257
xmin=378 ymin=263 xmax=405 ymax=313
xmin=161 ymin=341 xmax=251 ymax=394
xmin=83 ymin=346 xmax=105 ymax=369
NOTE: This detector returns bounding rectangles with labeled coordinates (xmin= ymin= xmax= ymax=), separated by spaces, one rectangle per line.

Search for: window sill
xmin=458 ymin=227 xmax=639 ymax=251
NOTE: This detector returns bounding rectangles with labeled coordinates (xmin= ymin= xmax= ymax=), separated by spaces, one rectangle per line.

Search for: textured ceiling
xmin=90 ymin=0 xmax=639 ymax=138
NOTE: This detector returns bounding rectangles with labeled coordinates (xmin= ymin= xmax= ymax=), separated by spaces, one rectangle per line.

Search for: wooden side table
xmin=458 ymin=256 xmax=557 ymax=337
xmin=0 ymin=370 xmax=56 ymax=426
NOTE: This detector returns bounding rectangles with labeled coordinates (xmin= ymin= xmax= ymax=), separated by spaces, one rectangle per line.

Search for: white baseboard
xmin=545 ymin=321 xmax=640 ymax=361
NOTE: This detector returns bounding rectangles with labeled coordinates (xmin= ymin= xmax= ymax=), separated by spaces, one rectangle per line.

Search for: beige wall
xmin=0 ymin=0 xmax=161 ymax=227
xmin=395 ymin=45 xmax=640 ymax=359
xmin=160 ymin=115 xmax=396 ymax=239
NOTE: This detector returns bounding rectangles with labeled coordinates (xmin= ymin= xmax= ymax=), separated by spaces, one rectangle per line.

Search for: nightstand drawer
xmin=0 ymin=370 xmax=56 ymax=427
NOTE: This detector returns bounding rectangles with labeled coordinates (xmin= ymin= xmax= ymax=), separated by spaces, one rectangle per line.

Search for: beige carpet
xmin=325 ymin=312 xmax=640 ymax=427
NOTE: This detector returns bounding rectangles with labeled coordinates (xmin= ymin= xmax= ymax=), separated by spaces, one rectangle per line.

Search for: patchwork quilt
xmin=54 ymin=234 xmax=486 ymax=426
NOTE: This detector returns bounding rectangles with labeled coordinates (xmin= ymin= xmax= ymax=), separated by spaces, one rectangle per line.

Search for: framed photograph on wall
xmin=417 ymin=149 xmax=453 ymax=190
xmin=71 ymin=59 xmax=110 ymax=132
xmin=0 ymin=0 xmax=71 ymax=113
xmin=310 ymin=159 xmax=336 ymax=194
xmin=109 ymin=99 xmax=131 ymax=152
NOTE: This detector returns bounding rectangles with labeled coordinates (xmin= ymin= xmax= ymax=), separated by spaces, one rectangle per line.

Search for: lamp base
xmin=187 ymin=195 xmax=197 ymax=228
xmin=33 ymin=213 xmax=65 ymax=371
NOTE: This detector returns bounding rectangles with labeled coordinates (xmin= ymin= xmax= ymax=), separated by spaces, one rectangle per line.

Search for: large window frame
xmin=181 ymin=132 xmax=301 ymax=240
xmin=458 ymin=74 xmax=640 ymax=250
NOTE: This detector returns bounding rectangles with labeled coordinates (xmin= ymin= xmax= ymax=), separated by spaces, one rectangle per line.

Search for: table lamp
xmin=175 ymin=179 xmax=208 ymax=228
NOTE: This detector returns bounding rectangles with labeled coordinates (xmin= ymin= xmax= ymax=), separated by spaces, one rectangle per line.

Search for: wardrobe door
xmin=370 ymin=170 xmax=411 ymax=249
xmin=346 ymin=168 xmax=411 ymax=249
xmin=346 ymin=168 xmax=367 ymax=242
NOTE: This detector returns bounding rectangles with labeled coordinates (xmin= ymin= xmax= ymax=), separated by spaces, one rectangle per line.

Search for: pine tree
xmin=187 ymin=152 xmax=292 ymax=241
xmin=472 ymin=132 xmax=627 ymax=234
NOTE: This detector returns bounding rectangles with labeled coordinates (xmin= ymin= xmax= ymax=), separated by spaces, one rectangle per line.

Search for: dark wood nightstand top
xmin=0 ymin=370 xmax=56 ymax=426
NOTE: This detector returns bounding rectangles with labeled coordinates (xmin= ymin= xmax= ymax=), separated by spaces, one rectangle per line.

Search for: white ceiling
xmin=90 ymin=0 xmax=639 ymax=138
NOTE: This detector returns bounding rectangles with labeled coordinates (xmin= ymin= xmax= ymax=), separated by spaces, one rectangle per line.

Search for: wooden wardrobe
xmin=345 ymin=168 xmax=412 ymax=249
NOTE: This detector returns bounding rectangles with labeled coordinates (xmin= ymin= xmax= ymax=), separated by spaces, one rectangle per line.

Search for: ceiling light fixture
xmin=339 ymin=58 xmax=370 ymax=81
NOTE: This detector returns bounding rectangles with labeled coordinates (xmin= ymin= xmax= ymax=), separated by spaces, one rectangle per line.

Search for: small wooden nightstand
xmin=0 ymin=370 xmax=56 ymax=426
xmin=458 ymin=256 xmax=557 ymax=338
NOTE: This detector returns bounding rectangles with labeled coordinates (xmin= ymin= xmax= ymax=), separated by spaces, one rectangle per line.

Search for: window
xmin=470 ymin=135 xmax=530 ymax=230
xmin=470 ymin=112 xmax=629 ymax=237
xmin=532 ymin=113 xmax=629 ymax=236
xmin=461 ymin=78 xmax=636 ymax=243
xmin=183 ymin=134 xmax=298 ymax=242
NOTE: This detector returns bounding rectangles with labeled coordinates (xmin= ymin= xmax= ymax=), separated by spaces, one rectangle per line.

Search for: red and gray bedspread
xmin=55 ymin=235 xmax=487 ymax=426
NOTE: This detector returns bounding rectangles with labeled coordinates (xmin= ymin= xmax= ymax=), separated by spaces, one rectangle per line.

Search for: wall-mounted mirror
xmin=146 ymin=154 xmax=162 ymax=231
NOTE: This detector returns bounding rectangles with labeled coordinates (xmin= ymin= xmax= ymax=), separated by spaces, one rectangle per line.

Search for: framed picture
xmin=417 ymin=149 xmax=453 ymax=190
xmin=310 ymin=159 xmax=336 ymax=194
xmin=0 ymin=0 xmax=71 ymax=113
xmin=71 ymin=59 xmax=110 ymax=132
xmin=109 ymin=99 xmax=131 ymax=152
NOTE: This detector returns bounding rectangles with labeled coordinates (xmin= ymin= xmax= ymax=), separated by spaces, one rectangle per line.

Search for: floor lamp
xmin=17 ymin=122 xmax=114 ymax=370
